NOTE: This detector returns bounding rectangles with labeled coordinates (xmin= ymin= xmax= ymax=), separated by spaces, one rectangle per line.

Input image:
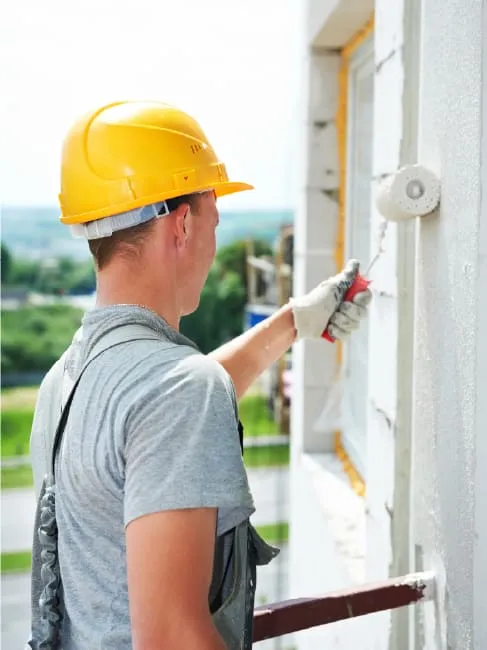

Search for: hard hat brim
xmin=214 ymin=181 xmax=254 ymax=198
xmin=60 ymin=180 xmax=254 ymax=225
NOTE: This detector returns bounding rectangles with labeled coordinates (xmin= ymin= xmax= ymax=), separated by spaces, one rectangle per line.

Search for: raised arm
xmin=209 ymin=303 xmax=296 ymax=400
xmin=210 ymin=260 xmax=372 ymax=399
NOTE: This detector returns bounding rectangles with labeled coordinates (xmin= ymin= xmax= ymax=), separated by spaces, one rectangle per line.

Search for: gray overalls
xmin=27 ymin=324 xmax=279 ymax=649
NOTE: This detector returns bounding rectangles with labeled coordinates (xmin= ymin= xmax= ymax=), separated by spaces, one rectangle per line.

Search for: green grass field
xmin=1 ymin=408 xmax=34 ymax=457
xmin=255 ymin=521 xmax=289 ymax=544
xmin=1 ymin=386 xmax=39 ymax=410
xmin=1 ymin=386 xmax=37 ymax=458
xmin=1 ymin=550 xmax=32 ymax=574
xmin=238 ymin=394 xmax=279 ymax=437
xmin=243 ymin=444 xmax=289 ymax=468
xmin=1 ymin=464 xmax=33 ymax=489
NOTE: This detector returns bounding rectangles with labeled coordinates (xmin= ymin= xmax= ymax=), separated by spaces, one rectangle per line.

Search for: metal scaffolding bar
xmin=253 ymin=571 xmax=435 ymax=642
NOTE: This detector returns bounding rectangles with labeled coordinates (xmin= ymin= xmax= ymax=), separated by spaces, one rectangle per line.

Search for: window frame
xmin=341 ymin=35 xmax=375 ymax=481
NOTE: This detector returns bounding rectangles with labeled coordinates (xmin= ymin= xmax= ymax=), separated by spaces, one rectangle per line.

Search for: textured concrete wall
xmin=475 ymin=6 xmax=487 ymax=647
xmin=291 ymin=45 xmax=341 ymax=455
xmin=292 ymin=0 xmax=487 ymax=646
xmin=366 ymin=0 xmax=402 ymax=578
xmin=413 ymin=0 xmax=487 ymax=648
xmin=364 ymin=1 xmax=407 ymax=648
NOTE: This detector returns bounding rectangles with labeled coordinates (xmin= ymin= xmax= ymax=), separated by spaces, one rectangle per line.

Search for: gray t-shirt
xmin=30 ymin=305 xmax=255 ymax=649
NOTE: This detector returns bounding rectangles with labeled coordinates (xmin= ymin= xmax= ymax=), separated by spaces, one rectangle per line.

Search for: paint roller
xmin=322 ymin=164 xmax=441 ymax=342
xmin=314 ymin=164 xmax=442 ymax=435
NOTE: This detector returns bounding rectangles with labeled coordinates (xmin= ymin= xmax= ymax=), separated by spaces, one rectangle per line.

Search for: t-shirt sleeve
xmin=123 ymin=351 xmax=255 ymax=536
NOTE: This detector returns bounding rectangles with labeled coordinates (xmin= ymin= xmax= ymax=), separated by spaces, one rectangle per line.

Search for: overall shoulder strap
xmin=50 ymin=323 xmax=161 ymax=478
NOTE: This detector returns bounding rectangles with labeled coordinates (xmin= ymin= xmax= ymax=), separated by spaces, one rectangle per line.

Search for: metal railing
xmin=253 ymin=571 xmax=435 ymax=643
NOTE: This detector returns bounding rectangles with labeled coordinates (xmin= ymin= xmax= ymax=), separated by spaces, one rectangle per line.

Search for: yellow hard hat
xmin=58 ymin=101 xmax=254 ymax=225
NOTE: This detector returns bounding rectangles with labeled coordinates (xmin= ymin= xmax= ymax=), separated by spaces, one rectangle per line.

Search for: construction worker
xmin=27 ymin=101 xmax=372 ymax=650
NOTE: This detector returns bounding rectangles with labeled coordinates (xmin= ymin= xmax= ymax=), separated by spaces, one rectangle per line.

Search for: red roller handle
xmin=322 ymin=273 xmax=371 ymax=342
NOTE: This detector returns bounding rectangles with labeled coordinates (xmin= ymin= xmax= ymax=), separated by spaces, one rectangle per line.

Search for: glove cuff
xmin=289 ymin=297 xmax=323 ymax=340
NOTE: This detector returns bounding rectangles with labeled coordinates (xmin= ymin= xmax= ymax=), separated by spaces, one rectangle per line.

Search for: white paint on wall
xmin=474 ymin=6 xmax=487 ymax=650
xmin=363 ymin=5 xmax=406 ymax=648
xmin=414 ymin=0 xmax=487 ymax=647
xmin=292 ymin=0 xmax=487 ymax=647
xmin=289 ymin=21 xmax=378 ymax=648
xmin=290 ymin=0 xmax=404 ymax=648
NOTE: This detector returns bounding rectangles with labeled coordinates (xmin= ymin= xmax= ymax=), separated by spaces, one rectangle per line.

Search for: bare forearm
xmin=209 ymin=303 xmax=296 ymax=399
xmin=134 ymin=614 xmax=227 ymax=650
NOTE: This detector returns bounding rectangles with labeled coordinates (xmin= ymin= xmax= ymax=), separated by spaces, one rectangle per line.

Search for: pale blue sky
xmin=0 ymin=0 xmax=303 ymax=210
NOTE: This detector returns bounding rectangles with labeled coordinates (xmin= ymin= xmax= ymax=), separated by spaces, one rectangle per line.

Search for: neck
xmin=94 ymin=263 xmax=180 ymax=330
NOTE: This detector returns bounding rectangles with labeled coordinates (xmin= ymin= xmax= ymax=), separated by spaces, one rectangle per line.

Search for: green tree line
xmin=1 ymin=239 xmax=272 ymax=376
xmin=1 ymin=242 xmax=96 ymax=295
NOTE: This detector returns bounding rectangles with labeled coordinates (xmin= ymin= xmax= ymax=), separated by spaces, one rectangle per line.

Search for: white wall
xmin=289 ymin=21 xmax=374 ymax=649
xmin=292 ymin=0 xmax=487 ymax=647
xmin=289 ymin=453 xmax=381 ymax=649
xmin=366 ymin=0 xmax=402 ymax=584
xmin=289 ymin=0 xmax=398 ymax=648
xmin=413 ymin=0 xmax=487 ymax=648
xmin=358 ymin=3 xmax=409 ymax=649
xmin=291 ymin=44 xmax=341 ymax=456
xmin=476 ymin=11 xmax=487 ymax=648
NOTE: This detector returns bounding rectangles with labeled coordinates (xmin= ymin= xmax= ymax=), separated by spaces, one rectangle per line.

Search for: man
xmin=28 ymin=101 xmax=371 ymax=650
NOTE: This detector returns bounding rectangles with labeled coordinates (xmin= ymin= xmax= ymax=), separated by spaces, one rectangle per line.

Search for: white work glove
xmin=289 ymin=259 xmax=372 ymax=341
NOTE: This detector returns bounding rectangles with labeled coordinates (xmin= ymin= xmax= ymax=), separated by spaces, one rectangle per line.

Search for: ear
xmin=173 ymin=204 xmax=192 ymax=248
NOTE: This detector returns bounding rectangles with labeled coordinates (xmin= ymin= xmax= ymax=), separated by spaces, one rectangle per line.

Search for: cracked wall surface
xmin=291 ymin=0 xmax=487 ymax=648
xmin=413 ymin=0 xmax=487 ymax=647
